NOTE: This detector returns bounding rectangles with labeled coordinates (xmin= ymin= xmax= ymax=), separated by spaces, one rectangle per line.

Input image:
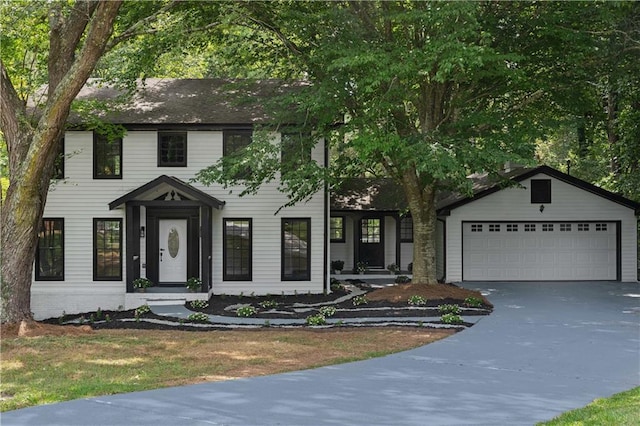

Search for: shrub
xmin=438 ymin=304 xmax=461 ymax=315
xmin=236 ymin=305 xmax=257 ymax=317
xmin=259 ymin=300 xmax=279 ymax=309
xmin=187 ymin=312 xmax=210 ymax=323
xmin=330 ymin=278 xmax=345 ymax=292
xmin=330 ymin=260 xmax=344 ymax=272
xmin=306 ymin=314 xmax=327 ymax=326
xmin=133 ymin=277 xmax=153 ymax=289
xmin=441 ymin=313 xmax=463 ymax=324
xmin=185 ymin=277 xmax=202 ymax=291
xmin=352 ymin=295 xmax=368 ymax=306
xmin=386 ymin=263 xmax=399 ymax=274
xmin=395 ymin=275 xmax=411 ymax=284
xmin=135 ymin=304 xmax=151 ymax=316
xmin=319 ymin=306 xmax=337 ymax=317
xmin=407 ymin=295 xmax=427 ymax=306
xmin=464 ymin=297 xmax=483 ymax=308
xmin=189 ymin=299 xmax=209 ymax=309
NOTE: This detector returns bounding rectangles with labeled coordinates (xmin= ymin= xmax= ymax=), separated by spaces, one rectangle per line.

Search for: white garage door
xmin=463 ymin=222 xmax=617 ymax=281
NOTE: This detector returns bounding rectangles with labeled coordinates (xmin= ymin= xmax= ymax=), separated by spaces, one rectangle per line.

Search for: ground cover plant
xmin=538 ymin=386 xmax=640 ymax=425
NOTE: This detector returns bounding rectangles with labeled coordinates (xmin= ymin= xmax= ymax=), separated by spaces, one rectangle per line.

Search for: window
xmin=507 ymin=224 xmax=518 ymax=232
xmin=524 ymin=224 xmax=536 ymax=232
xmin=282 ymin=218 xmax=310 ymax=281
xmin=560 ymin=224 xmax=572 ymax=232
xmin=596 ymin=223 xmax=608 ymax=231
xmin=330 ymin=217 xmax=345 ymax=242
xmin=360 ymin=218 xmax=381 ymax=243
xmin=223 ymin=219 xmax=252 ymax=281
xmin=158 ymin=132 xmax=187 ymax=166
xmin=93 ymin=219 xmax=122 ymax=280
xmin=53 ymin=138 xmax=64 ymax=180
xmin=489 ymin=224 xmax=501 ymax=232
xmin=471 ymin=224 xmax=483 ymax=232
xmin=94 ymin=133 xmax=122 ymax=178
xmin=281 ymin=132 xmax=311 ymax=170
xmin=35 ymin=218 xmax=64 ymax=280
xmin=578 ymin=223 xmax=590 ymax=231
xmin=542 ymin=223 xmax=554 ymax=232
xmin=223 ymin=130 xmax=252 ymax=178
xmin=531 ymin=179 xmax=552 ymax=203
xmin=400 ymin=217 xmax=413 ymax=242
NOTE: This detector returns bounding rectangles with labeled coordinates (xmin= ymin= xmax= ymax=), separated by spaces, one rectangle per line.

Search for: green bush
xmin=236 ymin=305 xmax=257 ymax=317
xmin=464 ymin=297 xmax=483 ymax=308
xmin=352 ymin=295 xmax=368 ymax=306
xmin=189 ymin=299 xmax=209 ymax=309
xmin=395 ymin=275 xmax=411 ymax=284
xmin=407 ymin=295 xmax=427 ymax=306
xmin=319 ymin=306 xmax=337 ymax=317
xmin=306 ymin=314 xmax=327 ymax=326
xmin=259 ymin=300 xmax=279 ymax=309
xmin=187 ymin=312 xmax=210 ymax=323
xmin=441 ymin=313 xmax=463 ymax=324
xmin=438 ymin=304 xmax=461 ymax=315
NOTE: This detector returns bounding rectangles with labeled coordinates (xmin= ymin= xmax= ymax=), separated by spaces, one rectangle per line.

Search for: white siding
xmin=32 ymin=130 xmax=326 ymax=319
xmin=445 ymin=173 xmax=638 ymax=283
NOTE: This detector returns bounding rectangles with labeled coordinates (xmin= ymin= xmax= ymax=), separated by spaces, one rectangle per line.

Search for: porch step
xmin=145 ymin=298 xmax=187 ymax=306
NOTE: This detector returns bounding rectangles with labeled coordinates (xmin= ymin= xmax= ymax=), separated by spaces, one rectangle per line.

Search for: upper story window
xmin=158 ymin=131 xmax=187 ymax=167
xmin=330 ymin=216 xmax=345 ymax=242
xmin=53 ymin=138 xmax=64 ymax=180
xmin=400 ymin=217 xmax=413 ymax=242
xmin=531 ymin=179 xmax=551 ymax=204
xmin=94 ymin=134 xmax=122 ymax=178
xmin=223 ymin=130 xmax=252 ymax=178
xmin=281 ymin=132 xmax=311 ymax=170
xmin=35 ymin=218 xmax=64 ymax=281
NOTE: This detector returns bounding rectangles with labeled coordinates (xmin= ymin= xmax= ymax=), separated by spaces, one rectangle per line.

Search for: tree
xmin=0 ymin=0 xmax=226 ymax=323
xmin=197 ymin=1 xmax=554 ymax=284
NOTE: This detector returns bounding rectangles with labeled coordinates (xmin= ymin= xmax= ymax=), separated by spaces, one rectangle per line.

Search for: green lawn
xmin=539 ymin=387 xmax=640 ymax=425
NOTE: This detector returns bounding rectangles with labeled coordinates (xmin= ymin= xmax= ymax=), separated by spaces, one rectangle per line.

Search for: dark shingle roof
xmin=331 ymin=166 xmax=640 ymax=215
xmin=71 ymin=78 xmax=304 ymax=126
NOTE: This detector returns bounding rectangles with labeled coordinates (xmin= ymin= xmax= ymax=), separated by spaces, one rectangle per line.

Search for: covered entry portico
xmin=109 ymin=175 xmax=224 ymax=293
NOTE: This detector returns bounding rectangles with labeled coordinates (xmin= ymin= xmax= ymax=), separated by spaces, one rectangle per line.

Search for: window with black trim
xmin=560 ymin=223 xmax=572 ymax=231
xmin=282 ymin=218 xmax=310 ymax=281
xmin=158 ymin=131 xmax=187 ymax=167
xmin=524 ymin=224 xmax=536 ymax=232
xmin=400 ymin=217 xmax=413 ymax=242
xmin=507 ymin=224 xmax=518 ymax=232
xmin=35 ymin=218 xmax=64 ymax=280
xmin=223 ymin=130 xmax=252 ymax=178
xmin=596 ymin=223 xmax=608 ymax=231
xmin=94 ymin=219 xmax=122 ymax=280
xmin=542 ymin=223 xmax=554 ymax=232
xmin=223 ymin=219 xmax=252 ymax=281
xmin=330 ymin=217 xmax=345 ymax=242
xmin=53 ymin=138 xmax=64 ymax=180
xmin=281 ymin=131 xmax=311 ymax=170
xmin=578 ymin=223 xmax=590 ymax=231
xmin=531 ymin=179 xmax=552 ymax=203
xmin=94 ymin=133 xmax=122 ymax=178
xmin=489 ymin=224 xmax=501 ymax=232
xmin=471 ymin=224 xmax=483 ymax=232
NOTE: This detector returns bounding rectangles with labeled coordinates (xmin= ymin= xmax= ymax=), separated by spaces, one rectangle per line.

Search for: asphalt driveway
xmin=3 ymin=281 xmax=639 ymax=425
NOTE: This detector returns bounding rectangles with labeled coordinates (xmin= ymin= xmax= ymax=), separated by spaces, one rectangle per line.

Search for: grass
xmin=538 ymin=387 xmax=640 ymax=425
xmin=0 ymin=327 xmax=453 ymax=412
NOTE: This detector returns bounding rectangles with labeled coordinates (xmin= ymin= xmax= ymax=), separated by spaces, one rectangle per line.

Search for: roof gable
xmin=438 ymin=165 xmax=640 ymax=215
xmin=109 ymin=175 xmax=225 ymax=210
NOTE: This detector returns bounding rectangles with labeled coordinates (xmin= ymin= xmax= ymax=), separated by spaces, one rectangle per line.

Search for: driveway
xmin=4 ymin=281 xmax=639 ymax=425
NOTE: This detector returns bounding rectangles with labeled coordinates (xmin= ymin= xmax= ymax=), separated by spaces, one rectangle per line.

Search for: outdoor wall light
xmin=539 ymin=204 xmax=545 ymax=213
xmin=140 ymin=226 xmax=145 ymax=238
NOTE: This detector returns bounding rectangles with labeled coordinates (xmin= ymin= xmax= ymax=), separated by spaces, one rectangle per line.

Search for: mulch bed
xmin=32 ymin=282 xmax=492 ymax=333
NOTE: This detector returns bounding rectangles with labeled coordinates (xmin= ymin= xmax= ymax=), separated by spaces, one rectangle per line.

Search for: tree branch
xmin=0 ymin=61 xmax=30 ymax=174
xmin=106 ymin=1 xmax=179 ymax=50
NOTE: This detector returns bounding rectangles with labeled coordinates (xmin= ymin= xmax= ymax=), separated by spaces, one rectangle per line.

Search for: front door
xmin=358 ymin=217 xmax=384 ymax=268
xmin=158 ymin=219 xmax=187 ymax=283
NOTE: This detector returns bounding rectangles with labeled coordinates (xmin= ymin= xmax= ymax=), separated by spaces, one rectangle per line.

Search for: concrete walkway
xmin=3 ymin=281 xmax=639 ymax=425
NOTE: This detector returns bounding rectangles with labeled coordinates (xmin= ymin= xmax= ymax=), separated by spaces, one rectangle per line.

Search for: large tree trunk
xmin=0 ymin=1 xmax=122 ymax=324
xmin=401 ymin=168 xmax=438 ymax=285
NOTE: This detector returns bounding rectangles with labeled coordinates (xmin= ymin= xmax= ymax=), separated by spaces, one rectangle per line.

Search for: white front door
xmin=159 ymin=219 xmax=188 ymax=283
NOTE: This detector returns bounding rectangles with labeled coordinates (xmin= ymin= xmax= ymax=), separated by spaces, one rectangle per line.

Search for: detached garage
xmin=439 ymin=166 xmax=639 ymax=283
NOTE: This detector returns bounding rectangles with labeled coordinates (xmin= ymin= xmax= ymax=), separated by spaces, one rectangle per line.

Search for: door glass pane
xmin=361 ymin=219 xmax=380 ymax=243
xmin=168 ymin=227 xmax=180 ymax=258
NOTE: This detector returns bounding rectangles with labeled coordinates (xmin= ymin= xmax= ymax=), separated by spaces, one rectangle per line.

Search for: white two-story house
xmin=32 ymin=79 xmax=329 ymax=319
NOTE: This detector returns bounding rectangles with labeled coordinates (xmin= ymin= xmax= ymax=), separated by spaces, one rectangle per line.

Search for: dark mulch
xmin=38 ymin=282 xmax=492 ymax=331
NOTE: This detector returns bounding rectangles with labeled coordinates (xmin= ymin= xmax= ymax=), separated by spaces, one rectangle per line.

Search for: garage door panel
xmin=463 ymin=222 xmax=617 ymax=281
